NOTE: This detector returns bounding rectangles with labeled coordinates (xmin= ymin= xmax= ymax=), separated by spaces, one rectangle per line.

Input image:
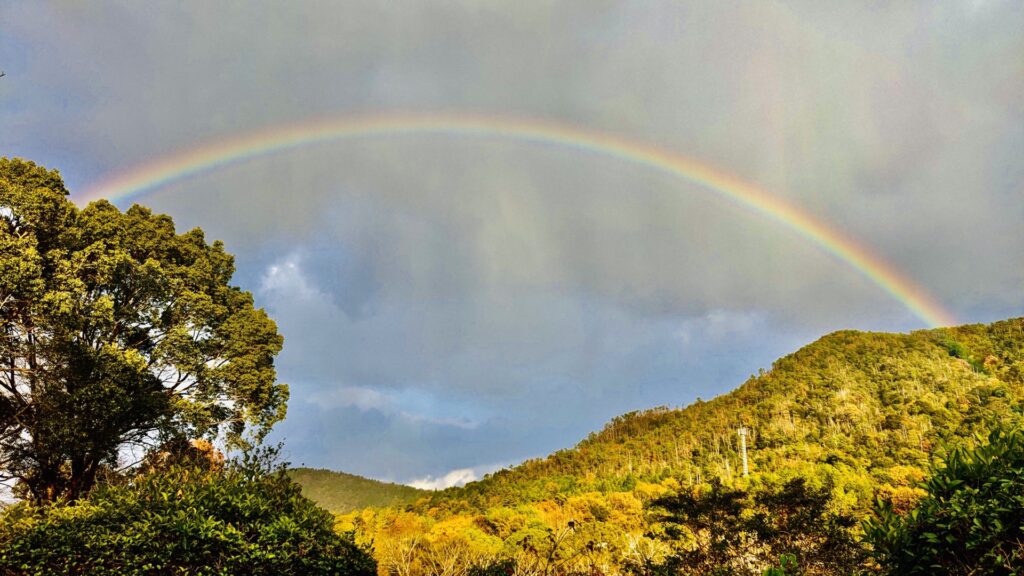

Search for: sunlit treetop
xmin=0 ymin=157 xmax=288 ymax=502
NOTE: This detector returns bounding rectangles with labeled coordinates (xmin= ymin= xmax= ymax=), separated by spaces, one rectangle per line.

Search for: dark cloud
xmin=2 ymin=0 xmax=1021 ymax=482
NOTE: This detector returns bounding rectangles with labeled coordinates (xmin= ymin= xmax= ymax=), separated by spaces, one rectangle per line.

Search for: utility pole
xmin=737 ymin=427 xmax=749 ymax=478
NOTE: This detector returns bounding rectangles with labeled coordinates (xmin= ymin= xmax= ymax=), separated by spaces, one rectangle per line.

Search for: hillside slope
xmin=288 ymin=468 xmax=427 ymax=513
xmin=429 ymin=317 xmax=1024 ymax=510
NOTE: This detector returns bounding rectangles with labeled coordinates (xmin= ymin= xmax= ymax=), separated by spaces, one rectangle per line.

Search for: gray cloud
xmin=2 ymin=1 xmax=1022 ymax=480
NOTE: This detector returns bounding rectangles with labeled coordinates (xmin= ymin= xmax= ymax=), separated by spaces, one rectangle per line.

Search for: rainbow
xmin=78 ymin=112 xmax=957 ymax=328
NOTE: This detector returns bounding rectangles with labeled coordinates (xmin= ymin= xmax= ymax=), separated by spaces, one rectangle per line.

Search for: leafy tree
xmin=0 ymin=447 xmax=376 ymax=575
xmin=865 ymin=426 xmax=1024 ymax=575
xmin=0 ymin=158 xmax=287 ymax=502
xmin=632 ymin=478 xmax=864 ymax=576
xmin=637 ymin=478 xmax=750 ymax=575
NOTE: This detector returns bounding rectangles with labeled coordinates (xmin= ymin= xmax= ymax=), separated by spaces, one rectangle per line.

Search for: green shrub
xmin=0 ymin=450 xmax=376 ymax=575
xmin=865 ymin=427 xmax=1024 ymax=575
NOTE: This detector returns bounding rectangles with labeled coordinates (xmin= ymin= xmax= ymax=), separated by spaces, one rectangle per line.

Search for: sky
xmin=2 ymin=1 xmax=1022 ymax=488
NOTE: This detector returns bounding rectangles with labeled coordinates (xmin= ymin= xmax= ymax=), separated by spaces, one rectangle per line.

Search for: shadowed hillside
xmin=289 ymin=468 xmax=427 ymax=513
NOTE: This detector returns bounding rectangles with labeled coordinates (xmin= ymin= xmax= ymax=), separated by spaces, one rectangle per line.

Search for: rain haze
xmin=2 ymin=1 xmax=1022 ymax=487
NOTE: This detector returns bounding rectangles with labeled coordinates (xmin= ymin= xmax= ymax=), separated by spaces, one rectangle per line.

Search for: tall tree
xmin=0 ymin=158 xmax=287 ymax=502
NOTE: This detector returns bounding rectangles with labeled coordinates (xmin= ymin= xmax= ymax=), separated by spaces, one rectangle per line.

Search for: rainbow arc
xmin=79 ymin=112 xmax=957 ymax=328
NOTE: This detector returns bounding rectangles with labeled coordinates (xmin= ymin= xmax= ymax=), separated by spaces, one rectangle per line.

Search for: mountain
xmin=288 ymin=468 xmax=427 ymax=513
xmin=323 ymin=318 xmax=1024 ymax=575
xmin=301 ymin=318 xmax=1024 ymax=514
xmin=422 ymin=317 xmax=1024 ymax=510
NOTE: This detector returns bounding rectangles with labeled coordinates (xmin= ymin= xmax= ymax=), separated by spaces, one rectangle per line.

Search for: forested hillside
xmin=289 ymin=468 xmax=427 ymax=513
xmin=334 ymin=318 xmax=1024 ymax=575
xmin=427 ymin=318 xmax=1024 ymax=510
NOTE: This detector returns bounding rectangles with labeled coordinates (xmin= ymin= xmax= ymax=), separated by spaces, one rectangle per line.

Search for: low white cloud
xmin=407 ymin=468 xmax=477 ymax=490
xmin=406 ymin=461 xmax=510 ymax=490
xmin=259 ymin=253 xmax=322 ymax=300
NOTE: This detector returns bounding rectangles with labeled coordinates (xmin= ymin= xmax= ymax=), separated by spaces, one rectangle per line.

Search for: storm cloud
xmin=2 ymin=1 xmax=1021 ymax=484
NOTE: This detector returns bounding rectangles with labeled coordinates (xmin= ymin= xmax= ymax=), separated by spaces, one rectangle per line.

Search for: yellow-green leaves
xmin=0 ymin=157 xmax=287 ymax=503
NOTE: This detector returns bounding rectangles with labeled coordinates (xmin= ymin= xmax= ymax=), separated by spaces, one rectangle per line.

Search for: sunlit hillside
xmin=329 ymin=317 xmax=1024 ymax=574
xmin=424 ymin=317 xmax=1024 ymax=511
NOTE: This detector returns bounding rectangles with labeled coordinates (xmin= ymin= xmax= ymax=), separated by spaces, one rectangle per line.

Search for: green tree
xmin=632 ymin=478 xmax=863 ymax=576
xmin=865 ymin=426 xmax=1024 ymax=575
xmin=0 ymin=447 xmax=376 ymax=575
xmin=0 ymin=158 xmax=287 ymax=502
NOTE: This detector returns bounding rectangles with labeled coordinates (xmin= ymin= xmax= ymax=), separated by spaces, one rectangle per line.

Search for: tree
xmin=0 ymin=158 xmax=288 ymax=502
xmin=632 ymin=478 xmax=864 ymax=576
xmin=0 ymin=448 xmax=377 ymax=575
xmin=865 ymin=426 xmax=1024 ymax=575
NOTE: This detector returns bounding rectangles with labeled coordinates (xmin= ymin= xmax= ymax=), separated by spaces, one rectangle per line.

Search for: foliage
xmin=467 ymin=558 xmax=517 ymax=576
xmin=288 ymin=467 xmax=427 ymax=513
xmin=0 ymin=158 xmax=287 ymax=502
xmin=340 ymin=490 xmax=655 ymax=576
xmin=628 ymin=478 xmax=864 ymax=576
xmin=864 ymin=425 xmax=1024 ymax=575
xmin=762 ymin=554 xmax=799 ymax=576
xmin=338 ymin=477 xmax=863 ymax=575
xmin=0 ymin=447 xmax=376 ymax=575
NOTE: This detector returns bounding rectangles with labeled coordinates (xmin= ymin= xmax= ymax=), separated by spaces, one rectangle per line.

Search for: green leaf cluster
xmin=0 ymin=450 xmax=376 ymax=575
xmin=865 ymin=426 xmax=1024 ymax=574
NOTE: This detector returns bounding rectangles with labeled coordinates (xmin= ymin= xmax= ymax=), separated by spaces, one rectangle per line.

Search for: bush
xmin=864 ymin=426 xmax=1024 ymax=575
xmin=0 ymin=449 xmax=376 ymax=575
